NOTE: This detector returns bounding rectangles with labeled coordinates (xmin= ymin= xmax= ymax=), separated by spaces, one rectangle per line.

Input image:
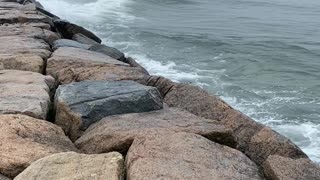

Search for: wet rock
xmin=72 ymin=33 xmax=99 ymax=45
xmin=89 ymin=44 xmax=126 ymax=62
xmin=0 ymin=54 xmax=44 ymax=73
xmin=53 ymin=19 xmax=101 ymax=43
xmin=47 ymin=47 xmax=148 ymax=84
xmin=0 ymin=114 xmax=77 ymax=178
xmin=0 ymin=70 xmax=55 ymax=119
xmin=165 ymin=83 xmax=232 ymax=120
xmin=76 ymin=107 xmax=235 ymax=154
xmin=143 ymin=75 xmax=176 ymax=97
xmin=52 ymin=39 xmax=91 ymax=51
xmin=55 ymin=80 xmax=163 ymax=141
xmin=263 ymin=155 xmax=320 ymax=180
xmin=248 ymin=127 xmax=308 ymax=165
xmin=126 ymin=130 xmax=264 ymax=180
xmin=14 ymin=152 xmax=124 ymax=180
xmin=0 ymin=36 xmax=51 ymax=59
xmin=125 ymin=57 xmax=149 ymax=75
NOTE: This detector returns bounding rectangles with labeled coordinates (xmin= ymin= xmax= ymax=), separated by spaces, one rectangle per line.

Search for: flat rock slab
xmin=0 ymin=24 xmax=60 ymax=45
xmin=0 ymin=114 xmax=77 ymax=178
xmin=126 ymin=130 xmax=264 ymax=180
xmin=0 ymin=36 xmax=51 ymax=59
xmin=0 ymin=54 xmax=44 ymax=73
xmin=0 ymin=70 xmax=55 ymax=119
xmin=52 ymin=39 xmax=91 ymax=51
xmin=76 ymin=107 xmax=236 ymax=154
xmin=55 ymin=80 xmax=163 ymax=141
xmin=47 ymin=47 xmax=148 ymax=84
xmin=14 ymin=152 xmax=124 ymax=180
xmin=263 ymin=155 xmax=320 ymax=180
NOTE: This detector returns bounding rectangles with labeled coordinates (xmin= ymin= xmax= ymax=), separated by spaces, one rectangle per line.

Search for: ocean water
xmin=39 ymin=0 xmax=320 ymax=162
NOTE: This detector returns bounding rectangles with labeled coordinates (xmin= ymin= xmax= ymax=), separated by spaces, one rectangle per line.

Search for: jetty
xmin=0 ymin=0 xmax=319 ymax=179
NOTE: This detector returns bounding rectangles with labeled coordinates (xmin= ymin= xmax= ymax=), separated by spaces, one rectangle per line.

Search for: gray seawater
xmin=39 ymin=0 xmax=320 ymax=162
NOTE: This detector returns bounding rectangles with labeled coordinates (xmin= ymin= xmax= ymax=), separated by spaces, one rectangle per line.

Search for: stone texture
xmin=0 ymin=54 xmax=44 ymax=73
xmin=0 ymin=3 xmax=50 ymax=24
xmin=165 ymin=83 xmax=232 ymax=120
xmin=0 ymin=36 xmax=51 ymax=59
xmin=14 ymin=152 xmax=124 ymax=180
xmin=125 ymin=57 xmax=149 ymax=75
xmin=0 ymin=70 xmax=55 ymax=119
xmin=72 ymin=33 xmax=99 ymax=45
xmin=143 ymin=75 xmax=176 ymax=97
xmin=263 ymin=155 xmax=320 ymax=180
xmin=52 ymin=39 xmax=91 ymax=51
xmin=89 ymin=44 xmax=126 ymax=62
xmin=126 ymin=130 xmax=264 ymax=180
xmin=248 ymin=127 xmax=308 ymax=165
xmin=0 ymin=114 xmax=77 ymax=178
xmin=47 ymin=47 xmax=148 ymax=84
xmin=75 ymin=107 xmax=236 ymax=154
xmin=53 ymin=19 xmax=101 ymax=43
xmin=55 ymin=80 xmax=163 ymax=141
xmin=0 ymin=174 xmax=10 ymax=180
xmin=0 ymin=24 xmax=60 ymax=45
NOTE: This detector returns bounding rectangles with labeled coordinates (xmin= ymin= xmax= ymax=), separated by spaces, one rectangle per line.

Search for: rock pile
xmin=0 ymin=0 xmax=319 ymax=179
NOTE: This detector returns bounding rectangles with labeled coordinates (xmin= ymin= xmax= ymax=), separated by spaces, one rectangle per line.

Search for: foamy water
xmin=39 ymin=0 xmax=320 ymax=162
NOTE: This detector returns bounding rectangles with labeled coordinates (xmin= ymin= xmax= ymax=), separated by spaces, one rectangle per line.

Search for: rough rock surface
xmin=143 ymin=75 xmax=176 ymax=97
xmin=14 ymin=152 xmax=124 ymax=180
xmin=53 ymin=19 xmax=101 ymax=43
xmin=263 ymin=155 xmax=320 ymax=180
xmin=164 ymin=83 xmax=307 ymax=166
xmin=0 ymin=36 xmax=51 ymax=59
xmin=248 ymin=127 xmax=308 ymax=165
xmin=55 ymin=80 xmax=163 ymax=141
xmin=0 ymin=54 xmax=43 ymax=73
xmin=165 ymin=83 xmax=232 ymax=120
xmin=0 ymin=114 xmax=77 ymax=178
xmin=0 ymin=174 xmax=10 ymax=180
xmin=47 ymin=47 xmax=148 ymax=84
xmin=89 ymin=44 xmax=126 ymax=62
xmin=76 ymin=107 xmax=236 ymax=154
xmin=0 ymin=70 xmax=55 ymax=119
xmin=72 ymin=33 xmax=99 ymax=45
xmin=0 ymin=3 xmax=50 ymax=24
xmin=52 ymin=39 xmax=91 ymax=50
xmin=126 ymin=130 xmax=264 ymax=180
xmin=125 ymin=57 xmax=149 ymax=75
xmin=0 ymin=23 xmax=59 ymax=44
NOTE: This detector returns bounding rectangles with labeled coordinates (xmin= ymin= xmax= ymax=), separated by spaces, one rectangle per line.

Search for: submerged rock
xmin=0 ymin=70 xmax=55 ymax=119
xmin=15 ymin=152 xmax=124 ymax=180
xmin=126 ymin=130 xmax=264 ymax=180
xmin=263 ymin=155 xmax=320 ymax=180
xmin=0 ymin=114 xmax=77 ymax=178
xmin=75 ymin=107 xmax=236 ymax=154
xmin=55 ymin=80 xmax=163 ymax=141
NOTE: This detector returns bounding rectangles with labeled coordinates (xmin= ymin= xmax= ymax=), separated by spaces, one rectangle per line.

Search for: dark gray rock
xmin=55 ymin=80 xmax=163 ymax=141
xmin=126 ymin=57 xmax=149 ymax=75
xmin=0 ymin=174 xmax=10 ymax=180
xmin=89 ymin=44 xmax=126 ymax=62
xmin=52 ymin=39 xmax=91 ymax=51
xmin=72 ymin=33 xmax=99 ymax=45
xmin=53 ymin=19 xmax=101 ymax=43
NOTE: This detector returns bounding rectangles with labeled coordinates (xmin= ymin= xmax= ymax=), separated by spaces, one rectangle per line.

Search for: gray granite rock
xmin=89 ymin=44 xmax=126 ymax=62
xmin=52 ymin=39 xmax=91 ymax=51
xmin=72 ymin=33 xmax=99 ymax=45
xmin=55 ymin=80 xmax=163 ymax=141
